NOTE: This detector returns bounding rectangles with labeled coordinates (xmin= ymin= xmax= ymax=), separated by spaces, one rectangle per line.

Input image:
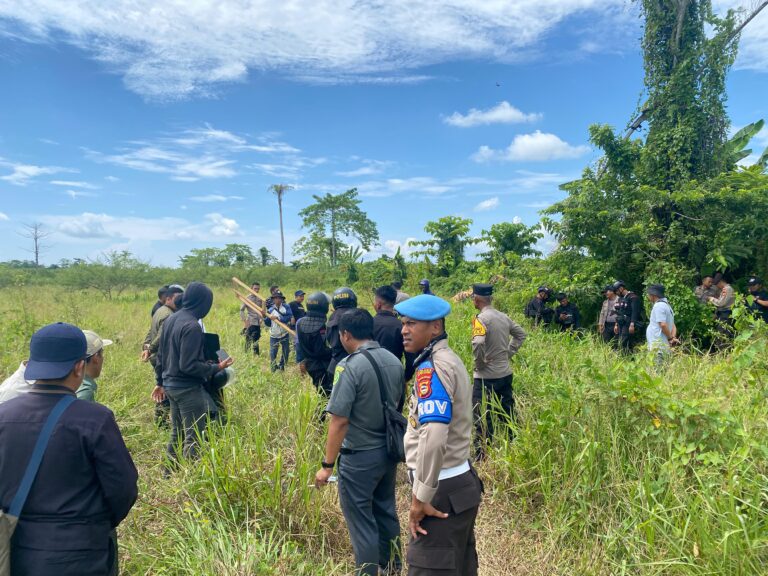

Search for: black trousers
xmin=307 ymin=364 xmax=331 ymax=396
xmin=472 ymin=374 xmax=514 ymax=448
xmin=601 ymin=322 xmax=616 ymax=343
xmin=244 ymin=324 xmax=261 ymax=354
xmin=338 ymin=447 xmax=401 ymax=576
xmin=616 ymin=323 xmax=640 ymax=353
xmin=407 ymin=468 xmax=483 ymax=576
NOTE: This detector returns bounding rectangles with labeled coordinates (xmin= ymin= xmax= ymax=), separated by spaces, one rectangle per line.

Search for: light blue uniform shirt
xmin=647 ymin=299 xmax=675 ymax=350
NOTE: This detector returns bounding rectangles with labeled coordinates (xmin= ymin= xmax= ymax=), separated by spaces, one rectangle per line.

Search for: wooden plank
xmin=235 ymin=290 xmax=295 ymax=336
xmin=232 ymin=277 xmax=266 ymax=311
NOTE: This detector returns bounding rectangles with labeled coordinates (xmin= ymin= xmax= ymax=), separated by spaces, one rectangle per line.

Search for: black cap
xmin=295 ymin=289 xmax=305 ymax=297
xmin=273 ymin=290 xmax=285 ymax=299
xmin=537 ymin=285 xmax=549 ymax=293
xmin=472 ymin=283 xmax=493 ymax=297
xmin=747 ymin=276 xmax=762 ymax=286
xmin=613 ymin=280 xmax=625 ymax=291
xmin=25 ymin=322 xmax=87 ymax=381
xmin=555 ymin=292 xmax=568 ymax=301
xmin=647 ymin=283 xmax=665 ymax=297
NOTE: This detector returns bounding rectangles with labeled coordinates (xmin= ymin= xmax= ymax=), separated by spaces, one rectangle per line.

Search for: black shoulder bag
xmin=359 ymin=348 xmax=407 ymax=463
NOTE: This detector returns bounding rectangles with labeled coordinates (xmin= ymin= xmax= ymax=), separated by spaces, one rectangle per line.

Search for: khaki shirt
xmin=146 ymin=305 xmax=173 ymax=363
xmin=405 ymin=339 xmax=472 ymax=503
xmin=471 ymin=306 xmax=526 ymax=380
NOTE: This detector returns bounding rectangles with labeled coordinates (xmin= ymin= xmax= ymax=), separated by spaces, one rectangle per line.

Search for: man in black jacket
xmin=0 ymin=322 xmax=138 ymax=576
xmin=524 ymin=286 xmax=555 ymax=326
xmin=372 ymin=285 xmax=416 ymax=390
xmin=297 ymin=292 xmax=333 ymax=395
xmin=613 ymin=281 xmax=644 ymax=353
xmin=153 ymin=282 xmax=233 ymax=464
xmin=554 ymin=293 xmax=581 ymax=332
xmin=325 ymin=287 xmax=358 ymax=384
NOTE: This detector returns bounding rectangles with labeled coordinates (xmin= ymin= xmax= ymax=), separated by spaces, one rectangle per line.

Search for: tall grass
xmin=0 ymin=285 xmax=765 ymax=575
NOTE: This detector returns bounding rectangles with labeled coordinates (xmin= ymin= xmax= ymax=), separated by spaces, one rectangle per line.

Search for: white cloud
xmin=66 ymin=189 xmax=98 ymax=199
xmin=444 ymin=101 xmax=541 ymax=127
xmin=50 ymin=180 xmax=98 ymax=189
xmin=0 ymin=158 xmax=72 ymax=186
xmin=89 ymin=125 xmax=309 ymax=182
xmin=474 ymin=197 xmax=500 ymax=212
xmin=714 ymin=1 xmax=768 ymax=72
xmin=472 ymin=131 xmax=590 ymax=162
xmin=0 ymin=1 xmax=635 ymax=100
xmin=336 ymin=160 xmax=391 ymax=178
xmin=0 ymin=212 xmax=9 ymax=221
xmin=189 ymin=194 xmax=245 ymax=202
xmin=44 ymin=211 xmax=242 ymax=242
xmin=206 ymin=212 xmax=240 ymax=236
xmin=104 ymin=175 xmax=119 ymax=182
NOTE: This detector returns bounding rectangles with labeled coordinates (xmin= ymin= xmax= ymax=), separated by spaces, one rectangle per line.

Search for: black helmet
xmin=613 ymin=280 xmax=626 ymax=291
xmin=306 ymin=291 xmax=330 ymax=314
xmin=332 ymin=287 xmax=358 ymax=309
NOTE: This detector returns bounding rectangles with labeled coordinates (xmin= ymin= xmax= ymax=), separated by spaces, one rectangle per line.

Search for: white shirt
xmin=0 ymin=362 xmax=34 ymax=404
xmin=647 ymin=299 xmax=675 ymax=350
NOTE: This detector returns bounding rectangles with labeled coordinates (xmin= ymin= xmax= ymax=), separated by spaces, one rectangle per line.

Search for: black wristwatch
xmin=321 ymin=460 xmax=335 ymax=469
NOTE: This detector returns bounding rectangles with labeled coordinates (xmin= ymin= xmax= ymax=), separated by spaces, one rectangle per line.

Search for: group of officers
xmin=234 ymin=281 xmax=524 ymax=575
xmin=523 ymin=272 xmax=768 ymax=353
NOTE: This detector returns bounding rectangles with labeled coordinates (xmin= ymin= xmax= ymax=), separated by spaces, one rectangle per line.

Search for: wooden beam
xmin=235 ymin=290 xmax=295 ymax=336
xmin=232 ymin=277 xmax=266 ymax=312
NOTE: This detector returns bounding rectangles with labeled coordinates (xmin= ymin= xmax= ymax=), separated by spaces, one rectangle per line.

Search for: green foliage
xmin=258 ymin=247 xmax=278 ymax=267
xmin=60 ymin=250 xmax=152 ymax=299
xmin=637 ymin=0 xmax=738 ymax=189
xmin=480 ymin=222 xmax=543 ymax=266
xmin=180 ymin=244 xmax=258 ymax=268
xmin=409 ymin=216 xmax=478 ymax=276
xmin=295 ymin=189 xmax=379 ymax=267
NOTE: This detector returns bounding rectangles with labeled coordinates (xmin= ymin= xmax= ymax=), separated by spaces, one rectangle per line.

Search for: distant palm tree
xmin=268 ymin=184 xmax=293 ymax=265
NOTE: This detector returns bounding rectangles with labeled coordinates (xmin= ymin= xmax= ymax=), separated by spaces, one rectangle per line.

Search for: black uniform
xmin=289 ymin=300 xmax=306 ymax=323
xmin=297 ymin=312 xmax=332 ymax=395
xmin=749 ymin=289 xmax=768 ymax=322
xmin=554 ymin=302 xmax=581 ymax=331
xmin=326 ymin=307 xmax=354 ymax=381
xmin=0 ymin=386 xmax=138 ymax=576
xmin=615 ymin=291 xmax=644 ymax=352
xmin=524 ymin=297 xmax=554 ymax=326
xmin=372 ymin=310 xmax=416 ymax=405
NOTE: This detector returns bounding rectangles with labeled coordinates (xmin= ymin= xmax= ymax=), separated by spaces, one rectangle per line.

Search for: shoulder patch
xmin=332 ymin=365 xmax=345 ymax=386
xmin=415 ymin=367 xmax=434 ymax=399
xmin=472 ymin=316 xmax=487 ymax=338
xmin=416 ymin=363 xmax=452 ymax=425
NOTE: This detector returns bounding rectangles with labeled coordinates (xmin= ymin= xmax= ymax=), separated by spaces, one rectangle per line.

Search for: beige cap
xmin=83 ymin=330 xmax=114 ymax=357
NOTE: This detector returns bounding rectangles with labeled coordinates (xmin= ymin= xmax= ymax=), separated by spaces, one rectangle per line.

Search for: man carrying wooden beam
xmin=240 ymin=281 xmax=264 ymax=355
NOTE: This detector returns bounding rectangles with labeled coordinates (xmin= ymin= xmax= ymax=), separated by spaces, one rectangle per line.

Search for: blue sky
xmin=0 ymin=1 xmax=766 ymax=266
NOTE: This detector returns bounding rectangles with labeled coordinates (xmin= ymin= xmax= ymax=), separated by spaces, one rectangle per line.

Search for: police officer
xmin=747 ymin=276 xmax=768 ymax=322
xmin=613 ymin=281 xmax=644 ymax=353
xmin=524 ymin=286 xmax=554 ymax=326
xmin=394 ymin=294 xmax=483 ymax=576
xmin=297 ymin=291 xmax=333 ymax=395
xmin=326 ymin=287 xmax=358 ymax=384
xmin=554 ymin=293 xmax=581 ymax=332
xmin=470 ymin=283 xmax=526 ymax=457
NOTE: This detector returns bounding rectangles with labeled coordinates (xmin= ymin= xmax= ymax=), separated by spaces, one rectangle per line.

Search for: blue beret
xmin=394 ymin=294 xmax=451 ymax=321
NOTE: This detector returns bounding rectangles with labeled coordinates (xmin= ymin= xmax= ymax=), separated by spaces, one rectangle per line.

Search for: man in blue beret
xmin=394 ymin=295 xmax=482 ymax=576
xmin=0 ymin=322 xmax=138 ymax=576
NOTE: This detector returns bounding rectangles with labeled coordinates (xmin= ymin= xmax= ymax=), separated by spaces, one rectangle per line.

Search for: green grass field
xmin=1 ymin=286 xmax=766 ymax=575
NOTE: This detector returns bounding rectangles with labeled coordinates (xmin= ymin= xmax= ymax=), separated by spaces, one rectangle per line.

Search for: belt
xmin=408 ymin=460 xmax=470 ymax=484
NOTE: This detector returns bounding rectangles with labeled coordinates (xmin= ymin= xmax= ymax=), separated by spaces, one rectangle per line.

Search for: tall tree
xmin=480 ymin=222 xmax=543 ymax=265
xmin=268 ymin=184 xmax=293 ymax=265
xmin=409 ymin=216 xmax=478 ymax=276
xmin=295 ymin=188 xmax=379 ymax=267
xmin=258 ymin=246 xmax=277 ymax=266
xmin=18 ymin=222 xmax=52 ymax=267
